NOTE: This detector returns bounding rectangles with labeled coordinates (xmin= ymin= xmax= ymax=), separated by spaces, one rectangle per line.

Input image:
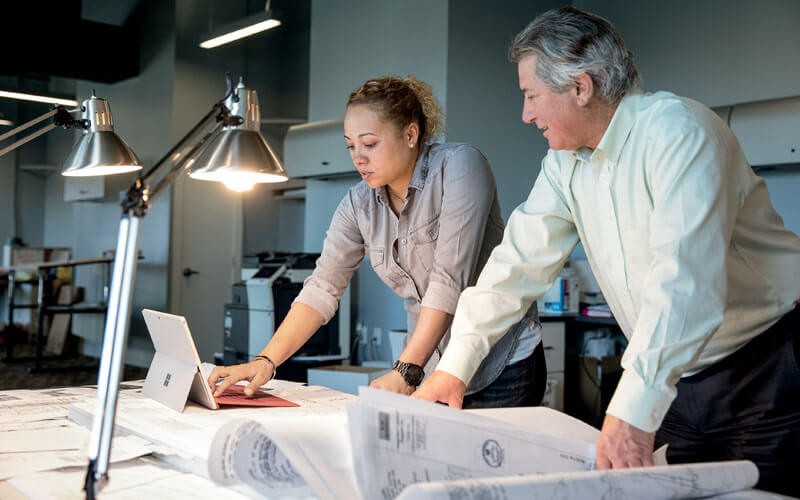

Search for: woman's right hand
xmin=207 ymin=360 xmax=274 ymax=397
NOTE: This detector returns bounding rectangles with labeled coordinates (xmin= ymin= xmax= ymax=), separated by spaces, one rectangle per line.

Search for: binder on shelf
xmin=580 ymin=304 xmax=612 ymax=318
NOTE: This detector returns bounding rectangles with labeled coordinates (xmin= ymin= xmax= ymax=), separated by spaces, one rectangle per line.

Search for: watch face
xmin=394 ymin=361 xmax=424 ymax=386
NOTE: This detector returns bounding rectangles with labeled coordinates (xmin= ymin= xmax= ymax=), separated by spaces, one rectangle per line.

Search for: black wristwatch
xmin=392 ymin=360 xmax=425 ymax=387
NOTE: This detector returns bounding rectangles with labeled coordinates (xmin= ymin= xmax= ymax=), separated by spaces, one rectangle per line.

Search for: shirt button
xmin=401 ymin=238 xmax=407 ymax=244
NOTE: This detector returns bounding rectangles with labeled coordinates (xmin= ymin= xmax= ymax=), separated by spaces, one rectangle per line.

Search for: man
xmin=412 ymin=6 xmax=800 ymax=496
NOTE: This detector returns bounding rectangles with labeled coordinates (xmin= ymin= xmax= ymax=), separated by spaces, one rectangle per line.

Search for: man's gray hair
xmin=509 ymin=6 xmax=641 ymax=105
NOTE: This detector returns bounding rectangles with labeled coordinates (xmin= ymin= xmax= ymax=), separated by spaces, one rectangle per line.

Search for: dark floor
xmin=0 ymin=331 xmax=148 ymax=390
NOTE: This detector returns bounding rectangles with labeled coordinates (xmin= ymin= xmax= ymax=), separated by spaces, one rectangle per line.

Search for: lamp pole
xmin=83 ymin=99 xmax=234 ymax=499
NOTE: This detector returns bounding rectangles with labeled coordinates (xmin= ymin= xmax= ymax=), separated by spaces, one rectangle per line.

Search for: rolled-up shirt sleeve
xmin=421 ymin=145 xmax=498 ymax=314
xmin=294 ymin=192 xmax=364 ymax=323
xmin=436 ymin=158 xmax=580 ymax=383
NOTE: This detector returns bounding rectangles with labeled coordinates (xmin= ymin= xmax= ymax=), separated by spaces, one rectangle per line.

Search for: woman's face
xmin=344 ymin=104 xmax=417 ymax=189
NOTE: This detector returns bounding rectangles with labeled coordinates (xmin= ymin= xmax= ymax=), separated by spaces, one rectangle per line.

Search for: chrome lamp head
xmin=189 ymin=80 xmax=288 ymax=192
xmin=61 ymin=95 xmax=142 ymax=177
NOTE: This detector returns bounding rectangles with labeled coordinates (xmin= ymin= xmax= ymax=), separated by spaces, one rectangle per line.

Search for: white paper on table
xmin=466 ymin=406 xmax=600 ymax=443
xmin=207 ymin=414 xmax=360 ymax=500
xmin=69 ymin=381 xmax=355 ymax=465
xmin=0 ymin=425 xmax=88 ymax=453
xmin=0 ymin=435 xmax=154 ymax=480
xmin=0 ymin=387 xmax=102 ymax=425
xmin=7 ymin=456 xmax=254 ymax=500
xmin=68 ymin=382 xmax=358 ymax=497
xmin=395 ymin=460 xmax=760 ymax=500
xmin=348 ymin=387 xmax=598 ymax=499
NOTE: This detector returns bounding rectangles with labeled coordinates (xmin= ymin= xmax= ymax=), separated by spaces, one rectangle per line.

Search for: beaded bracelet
xmin=253 ymin=355 xmax=277 ymax=380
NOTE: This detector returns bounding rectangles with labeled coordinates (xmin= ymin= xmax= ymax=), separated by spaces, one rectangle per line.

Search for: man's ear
xmin=574 ymin=73 xmax=595 ymax=106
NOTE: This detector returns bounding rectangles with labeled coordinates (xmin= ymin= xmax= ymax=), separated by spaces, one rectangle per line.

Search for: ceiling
xmin=4 ymin=0 xmax=142 ymax=85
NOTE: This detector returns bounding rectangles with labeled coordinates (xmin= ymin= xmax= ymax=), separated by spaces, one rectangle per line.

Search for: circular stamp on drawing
xmin=482 ymin=439 xmax=504 ymax=468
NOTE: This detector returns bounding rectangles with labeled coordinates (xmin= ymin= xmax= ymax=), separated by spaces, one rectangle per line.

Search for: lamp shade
xmin=62 ymin=96 xmax=142 ymax=177
xmin=189 ymin=82 xmax=288 ymax=191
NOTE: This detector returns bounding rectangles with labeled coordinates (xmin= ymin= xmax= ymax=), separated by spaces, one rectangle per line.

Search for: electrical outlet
xmin=356 ymin=322 xmax=367 ymax=345
xmin=372 ymin=327 xmax=382 ymax=346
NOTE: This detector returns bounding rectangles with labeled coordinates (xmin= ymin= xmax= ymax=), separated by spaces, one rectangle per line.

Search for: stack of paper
xmin=201 ymin=387 xmax=760 ymax=499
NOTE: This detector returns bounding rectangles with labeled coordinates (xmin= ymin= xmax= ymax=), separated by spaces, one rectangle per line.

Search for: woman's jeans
xmin=462 ymin=342 xmax=546 ymax=409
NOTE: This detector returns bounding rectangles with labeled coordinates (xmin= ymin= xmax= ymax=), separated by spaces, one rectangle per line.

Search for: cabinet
xmin=64 ymin=172 xmax=137 ymax=202
xmin=540 ymin=314 xmax=625 ymax=427
xmin=540 ymin=322 xmax=565 ymax=411
xmin=283 ymin=119 xmax=352 ymax=178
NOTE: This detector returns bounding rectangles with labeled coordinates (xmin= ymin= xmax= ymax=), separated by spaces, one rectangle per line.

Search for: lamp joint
xmin=53 ymin=106 xmax=83 ymax=130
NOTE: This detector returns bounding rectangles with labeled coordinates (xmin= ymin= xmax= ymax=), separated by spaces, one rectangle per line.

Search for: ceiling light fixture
xmin=0 ymin=90 xmax=79 ymax=107
xmin=199 ymin=0 xmax=281 ymax=49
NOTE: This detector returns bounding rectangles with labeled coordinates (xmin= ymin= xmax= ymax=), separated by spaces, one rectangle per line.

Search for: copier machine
xmin=222 ymin=252 xmax=350 ymax=365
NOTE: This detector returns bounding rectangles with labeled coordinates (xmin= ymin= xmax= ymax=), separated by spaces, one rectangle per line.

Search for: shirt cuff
xmin=432 ymin=335 xmax=490 ymax=385
xmin=420 ymin=280 xmax=460 ymax=314
xmin=605 ymin=369 xmax=677 ymax=433
xmin=293 ymin=286 xmax=337 ymax=324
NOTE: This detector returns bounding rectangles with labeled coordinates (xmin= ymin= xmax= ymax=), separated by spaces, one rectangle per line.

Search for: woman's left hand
xmin=369 ymin=369 xmax=415 ymax=395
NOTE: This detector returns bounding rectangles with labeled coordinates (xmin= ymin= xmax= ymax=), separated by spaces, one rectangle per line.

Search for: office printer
xmin=222 ymin=252 xmax=350 ymax=366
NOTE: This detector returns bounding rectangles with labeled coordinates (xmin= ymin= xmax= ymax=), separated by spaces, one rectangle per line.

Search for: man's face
xmin=518 ymin=54 xmax=587 ymax=151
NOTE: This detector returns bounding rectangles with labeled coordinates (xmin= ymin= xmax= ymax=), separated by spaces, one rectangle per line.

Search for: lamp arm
xmin=139 ymin=102 xmax=231 ymax=188
xmin=148 ymin=107 xmax=230 ymax=201
xmin=84 ymin=209 xmax=141 ymax=500
xmin=83 ymin=97 xmax=239 ymax=499
xmin=0 ymin=106 xmax=83 ymax=157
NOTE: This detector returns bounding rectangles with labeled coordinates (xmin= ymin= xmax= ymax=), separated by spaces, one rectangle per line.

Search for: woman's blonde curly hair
xmin=347 ymin=76 xmax=445 ymax=145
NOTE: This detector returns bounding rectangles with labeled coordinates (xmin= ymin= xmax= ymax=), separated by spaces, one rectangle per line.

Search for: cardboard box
xmin=307 ymin=365 xmax=390 ymax=395
xmin=3 ymin=245 xmax=71 ymax=268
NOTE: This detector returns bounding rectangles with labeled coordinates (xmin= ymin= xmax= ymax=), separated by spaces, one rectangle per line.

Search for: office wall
xmin=307 ymin=0 xmax=449 ymax=122
xmin=445 ymin=0 xmax=561 ymax=220
xmin=0 ymin=151 xmax=14 ymax=246
xmin=577 ymin=0 xmax=800 ymax=108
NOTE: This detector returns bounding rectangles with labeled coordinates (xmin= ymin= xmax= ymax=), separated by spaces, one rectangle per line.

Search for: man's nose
xmin=522 ymin=105 xmax=535 ymax=124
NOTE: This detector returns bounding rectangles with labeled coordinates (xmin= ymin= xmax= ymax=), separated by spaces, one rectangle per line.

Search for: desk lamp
xmin=0 ymin=93 xmax=141 ymax=171
xmin=77 ymin=74 xmax=288 ymax=498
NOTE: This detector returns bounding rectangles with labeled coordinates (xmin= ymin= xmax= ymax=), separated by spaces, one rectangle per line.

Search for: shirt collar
xmin=408 ymin=143 xmax=431 ymax=192
xmin=375 ymin=143 xmax=431 ymax=206
xmin=572 ymin=90 xmax=642 ymax=165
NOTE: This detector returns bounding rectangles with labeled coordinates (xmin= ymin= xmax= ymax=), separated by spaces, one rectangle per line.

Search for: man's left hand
xmin=595 ymin=414 xmax=655 ymax=469
xmin=411 ymin=370 xmax=466 ymax=408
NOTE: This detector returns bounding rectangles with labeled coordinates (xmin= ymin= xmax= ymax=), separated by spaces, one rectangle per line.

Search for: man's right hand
xmin=207 ymin=361 xmax=274 ymax=397
xmin=411 ymin=370 xmax=466 ymax=408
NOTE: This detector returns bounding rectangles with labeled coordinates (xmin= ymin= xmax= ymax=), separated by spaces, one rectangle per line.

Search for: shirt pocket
xmin=366 ymin=245 xmax=385 ymax=268
xmin=410 ymin=216 xmax=440 ymax=273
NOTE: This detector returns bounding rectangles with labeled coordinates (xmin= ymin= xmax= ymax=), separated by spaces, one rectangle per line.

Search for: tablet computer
xmin=141 ymin=308 xmax=219 ymax=412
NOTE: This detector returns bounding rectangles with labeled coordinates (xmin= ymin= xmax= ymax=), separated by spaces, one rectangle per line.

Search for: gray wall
xmin=577 ymin=0 xmax=800 ymax=107
xmin=307 ymin=0 xmax=449 ymax=122
xmin=445 ymin=0 xmax=562 ymax=220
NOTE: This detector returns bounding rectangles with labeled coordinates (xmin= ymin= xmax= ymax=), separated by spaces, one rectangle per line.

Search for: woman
xmin=208 ymin=76 xmax=545 ymax=408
